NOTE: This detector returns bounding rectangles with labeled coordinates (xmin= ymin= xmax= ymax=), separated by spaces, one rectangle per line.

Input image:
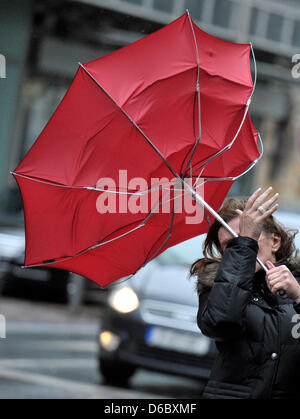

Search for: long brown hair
xmin=190 ymin=197 xmax=299 ymax=280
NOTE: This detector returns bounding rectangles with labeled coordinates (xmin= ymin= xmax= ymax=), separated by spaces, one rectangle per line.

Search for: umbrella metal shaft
xmin=183 ymin=181 xmax=268 ymax=272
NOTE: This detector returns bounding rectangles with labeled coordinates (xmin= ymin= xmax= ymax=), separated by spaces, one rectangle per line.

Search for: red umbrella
xmin=12 ymin=12 xmax=262 ymax=287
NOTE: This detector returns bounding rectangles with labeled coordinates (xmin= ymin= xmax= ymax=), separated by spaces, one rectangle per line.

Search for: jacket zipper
xmin=269 ymin=311 xmax=281 ymax=398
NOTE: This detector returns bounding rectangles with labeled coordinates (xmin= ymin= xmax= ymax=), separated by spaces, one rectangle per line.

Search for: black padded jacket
xmin=197 ymin=235 xmax=300 ymax=399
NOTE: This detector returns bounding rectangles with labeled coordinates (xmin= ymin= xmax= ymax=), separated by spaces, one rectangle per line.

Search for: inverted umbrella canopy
xmin=13 ymin=12 xmax=261 ymax=287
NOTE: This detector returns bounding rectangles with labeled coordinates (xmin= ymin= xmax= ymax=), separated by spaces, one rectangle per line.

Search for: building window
xmin=153 ymin=0 xmax=173 ymax=13
xmin=122 ymin=0 xmax=143 ymax=5
xmin=293 ymin=21 xmax=300 ymax=47
xmin=185 ymin=0 xmax=204 ymax=21
xmin=21 ymin=77 xmax=68 ymax=157
xmin=266 ymin=13 xmax=283 ymax=43
xmin=250 ymin=7 xmax=259 ymax=36
xmin=212 ymin=0 xmax=234 ymax=29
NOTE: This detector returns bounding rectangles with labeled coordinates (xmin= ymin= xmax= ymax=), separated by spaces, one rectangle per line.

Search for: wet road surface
xmin=0 ymin=298 xmax=205 ymax=399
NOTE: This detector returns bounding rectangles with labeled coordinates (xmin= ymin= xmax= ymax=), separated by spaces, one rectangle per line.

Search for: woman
xmin=190 ymin=187 xmax=300 ymax=399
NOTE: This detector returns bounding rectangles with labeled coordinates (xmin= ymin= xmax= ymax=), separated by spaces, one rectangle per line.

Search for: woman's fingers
xmin=245 ymin=186 xmax=278 ymax=213
xmin=244 ymin=187 xmax=262 ymax=211
xmin=252 ymin=187 xmax=274 ymax=211
xmin=268 ymin=272 xmax=287 ymax=283
xmin=265 ymin=264 xmax=300 ymax=299
xmin=266 ymin=261 xmax=276 ymax=269
xmin=266 ymin=264 xmax=287 ymax=277
xmin=244 ymin=186 xmax=279 ymax=218
xmin=270 ymin=280 xmax=288 ymax=294
xmin=257 ymin=193 xmax=279 ymax=213
xmin=262 ymin=204 xmax=279 ymax=218
xmin=266 ymin=264 xmax=285 ymax=290
xmin=266 ymin=273 xmax=288 ymax=293
xmin=238 ymin=186 xmax=279 ymax=241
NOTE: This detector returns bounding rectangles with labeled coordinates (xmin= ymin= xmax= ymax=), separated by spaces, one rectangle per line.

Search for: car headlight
xmin=108 ymin=287 xmax=139 ymax=313
xmin=99 ymin=331 xmax=121 ymax=351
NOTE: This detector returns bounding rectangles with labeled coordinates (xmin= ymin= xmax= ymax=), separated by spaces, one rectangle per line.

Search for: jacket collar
xmin=252 ymin=268 xmax=278 ymax=307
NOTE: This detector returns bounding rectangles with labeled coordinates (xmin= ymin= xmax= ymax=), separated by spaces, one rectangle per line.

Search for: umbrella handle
xmin=183 ymin=182 xmax=288 ymax=299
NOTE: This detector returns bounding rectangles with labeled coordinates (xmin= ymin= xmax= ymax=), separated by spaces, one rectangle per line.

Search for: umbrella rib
xmin=198 ymin=133 xmax=264 ymax=183
xmin=21 ymin=175 xmax=214 ymax=273
xmin=11 ymin=172 xmax=93 ymax=190
xmin=79 ymin=63 xmax=181 ymax=182
xmin=24 ymin=221 xmax=148 ymax=269
xmin=181 ymin=10 xmax=202 ymax=179
xmin=141 ymin=174 xmax=211 ymax=268
xmin=167 ymin=178 xmax=213 ymax=227
xmin=190 ymin=99 xmax=253 ymax=179
xmin=194 ymin=178 xmax=212 ymax=226
xmin=11 ymin=172 xmax=179 ymax=196
xmin=192 ymin=165 xmax=206 ymax=188
xmin=185 ymin=35 xmax=258 ymax=182
xmin=22 ymin=181 xmax=183 ymax=269
xmin=106 ymin=187 xmax=191 ymax=286
xmin=140 ymin=194 xmax=177 ymax=268
xmin=141 ymin=177 xmax=210 ymax=268
xmin=191 ymin=132 xmax=263 ymax=184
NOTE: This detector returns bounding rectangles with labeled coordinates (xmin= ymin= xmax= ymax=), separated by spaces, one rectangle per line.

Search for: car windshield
xmin=158 ymin=234 xmax=206 ymax=267
xmin=157 ymin=215 xmax=300 ymax=268
xmin=294 ymin=232 xmax=300 ymax=251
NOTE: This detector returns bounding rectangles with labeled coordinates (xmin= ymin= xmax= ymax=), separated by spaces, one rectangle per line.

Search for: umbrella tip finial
xmin=186 ymin=8 xmax=190 ymax=16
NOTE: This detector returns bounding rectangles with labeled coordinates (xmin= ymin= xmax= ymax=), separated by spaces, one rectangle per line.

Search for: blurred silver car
xmin=0 ymin=227 xmax=71 ymax=301
xmin=0 ymin=227 xmax=105 ymax=305
xmin=98 ymin=234 xmax=217 ymax=386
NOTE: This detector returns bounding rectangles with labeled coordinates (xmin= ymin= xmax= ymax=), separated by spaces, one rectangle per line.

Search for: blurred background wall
xmin=1 ymin=0 xmax=300 ymax=227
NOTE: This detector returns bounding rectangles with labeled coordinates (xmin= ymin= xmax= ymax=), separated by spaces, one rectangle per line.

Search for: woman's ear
xmin=272 ymin=233 xmax=281 ymax=254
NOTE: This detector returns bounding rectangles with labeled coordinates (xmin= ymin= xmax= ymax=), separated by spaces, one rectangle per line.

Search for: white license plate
xmin=145 ymin=326 xmax=209 ymax=355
